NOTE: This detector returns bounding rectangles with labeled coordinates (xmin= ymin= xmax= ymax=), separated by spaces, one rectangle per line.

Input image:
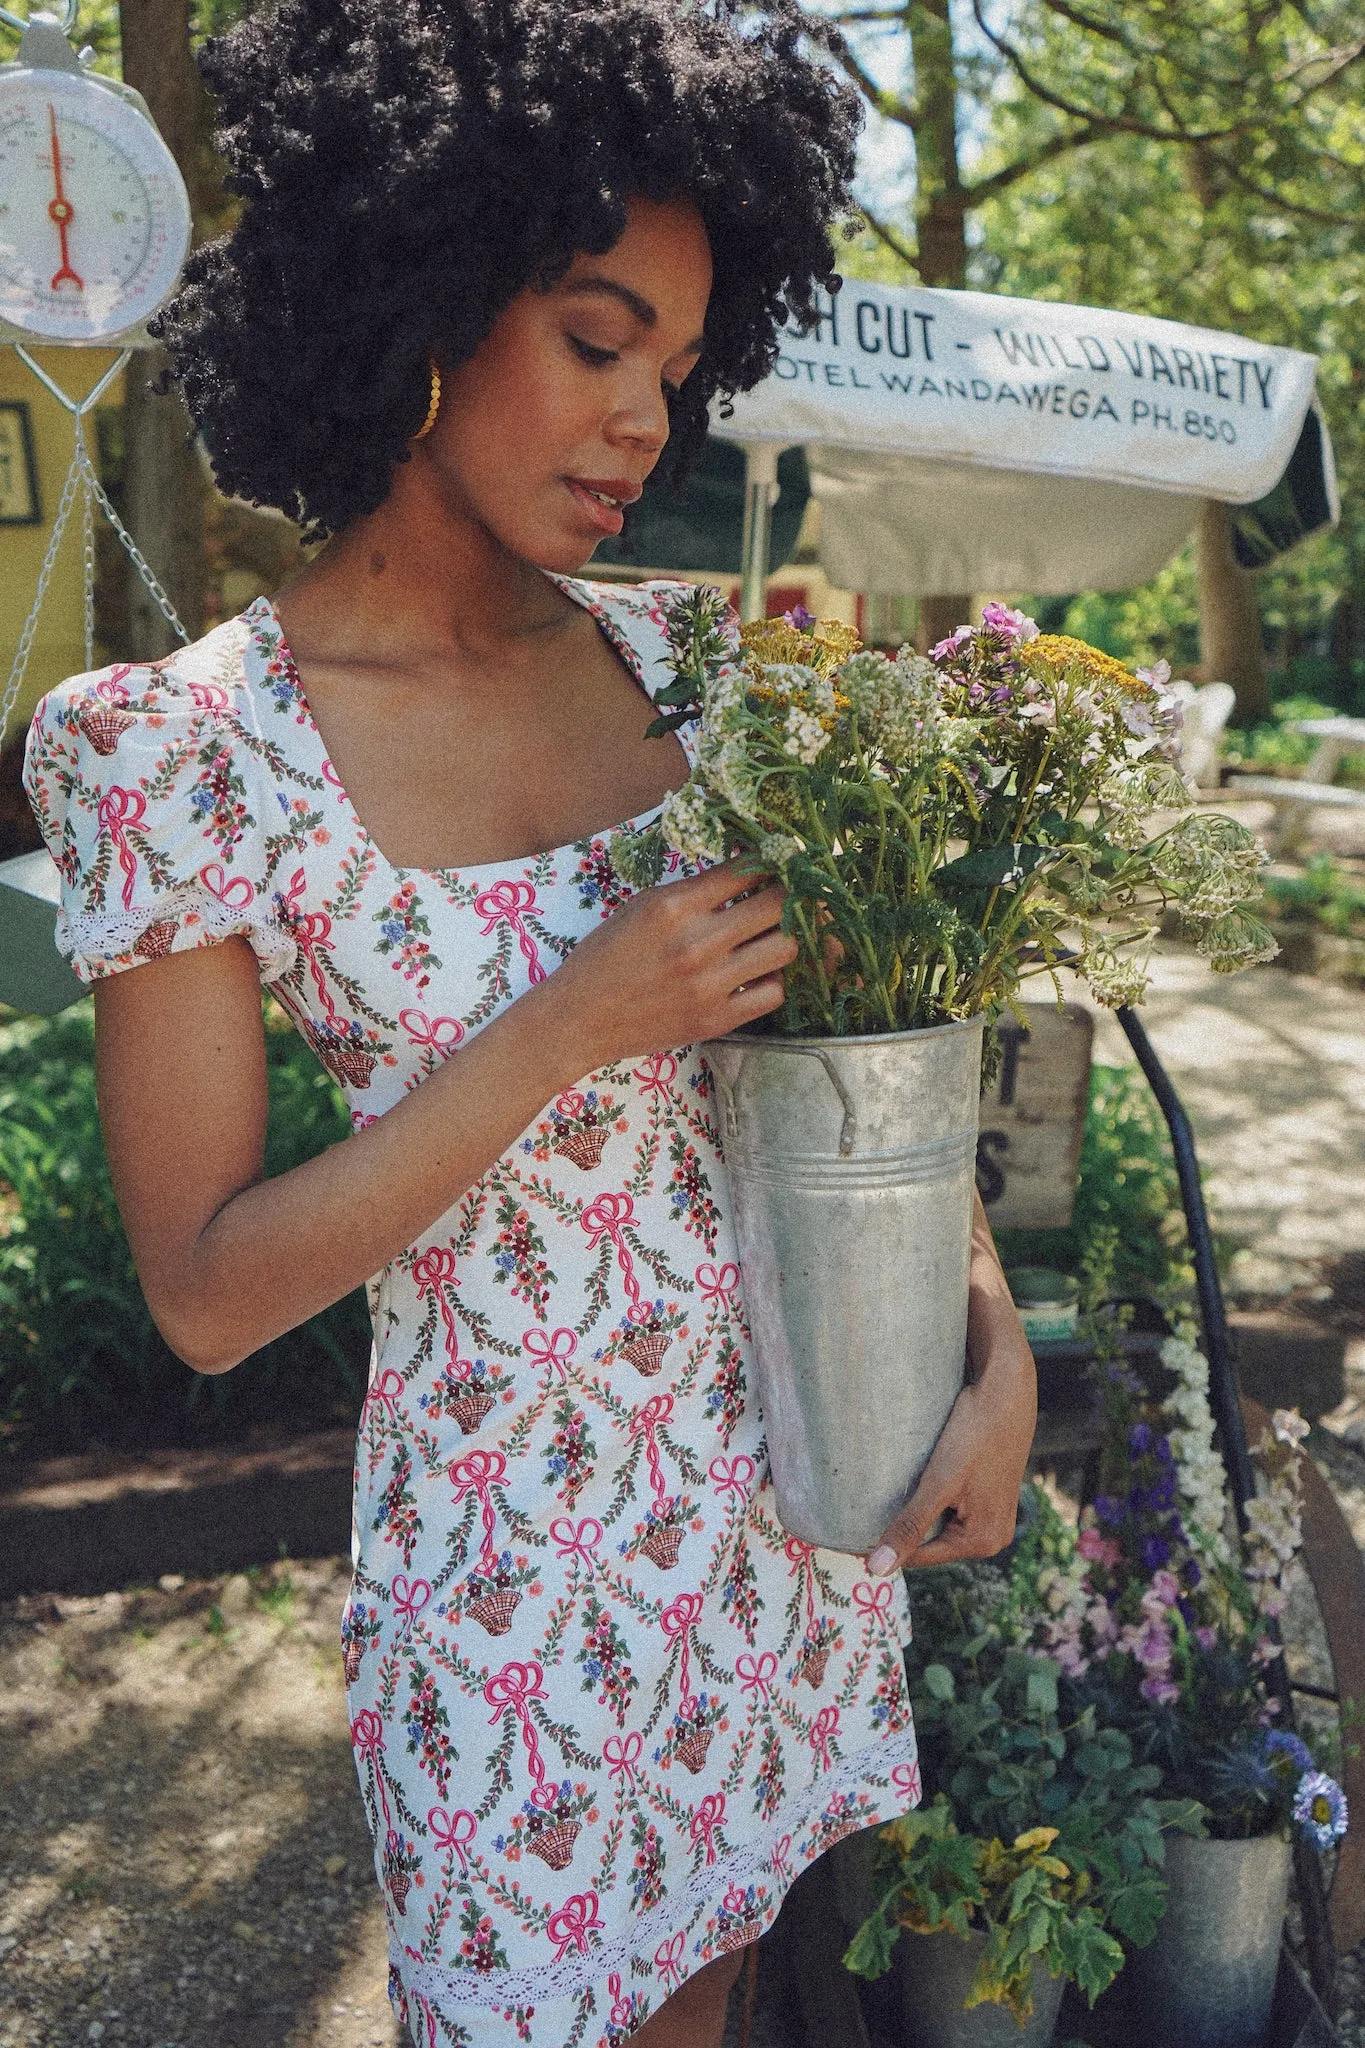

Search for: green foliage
xmin=846 ymin=1554 xmax=1203 ymax=2013
xmin=1222 ymin=696 xmax=1340 ymax=771
xmin=993 ymin=1062 xmax=1194 ymax=1305
xmin=1262 ymin=854 xmax=1365 ymax=939
xmin=0 ymin=999 xmax=369 ymax=1459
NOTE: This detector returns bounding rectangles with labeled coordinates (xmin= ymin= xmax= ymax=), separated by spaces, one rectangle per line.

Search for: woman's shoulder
xmin=30 ymin=610 xmax=259 ymax=743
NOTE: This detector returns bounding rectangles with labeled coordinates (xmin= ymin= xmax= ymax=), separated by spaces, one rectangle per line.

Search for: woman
xmin=24 ymin=3 xmax=1035 ymax=2042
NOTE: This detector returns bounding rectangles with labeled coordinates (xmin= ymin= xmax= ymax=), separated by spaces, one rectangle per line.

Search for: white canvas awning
xmin=711 ymin=282 xmax=1337 ymax=601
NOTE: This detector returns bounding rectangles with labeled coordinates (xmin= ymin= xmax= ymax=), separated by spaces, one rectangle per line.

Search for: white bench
xmin=1227 ymin=774 xmax=1365 ymax=854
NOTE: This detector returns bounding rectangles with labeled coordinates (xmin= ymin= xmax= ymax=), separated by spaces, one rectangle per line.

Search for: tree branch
xmin=857 ymin=205 xmax=921 ymax=271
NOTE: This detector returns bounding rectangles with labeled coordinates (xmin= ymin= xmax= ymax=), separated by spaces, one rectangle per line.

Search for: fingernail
xmin=867 ymin=1545 xmax=898 ymax=1577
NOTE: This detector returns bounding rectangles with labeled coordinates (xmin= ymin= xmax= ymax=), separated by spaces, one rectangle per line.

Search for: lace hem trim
xmin=59 ymin=892 xmax=297 ymax=985
xmin=395 ymin=1727 xmax=918 ymax=2012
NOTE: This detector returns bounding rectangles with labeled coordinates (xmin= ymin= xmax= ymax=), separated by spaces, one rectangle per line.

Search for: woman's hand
xmin=553 ymin=855 xmax=798 ymax=1070
xmin=866 ymin=1190 xmax=1037 ymax=1575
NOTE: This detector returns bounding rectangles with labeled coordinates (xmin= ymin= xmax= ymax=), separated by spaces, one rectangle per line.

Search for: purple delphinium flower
xmin=783 ymin=604 xmax=816 ymax=632
xmin=1293 ymin=1771 xmax=1349 ymax=1849
xmin=1140 ymin=1533 xmax=1171 ymax=1572
xmin=1181 ymin=1556 xmax=1203 ymax=1589
xmin=1094 ymin=1495 xmax=1124 ymax=1527
xmin=1129 ymin=1422 xmax=1153 ymax=1455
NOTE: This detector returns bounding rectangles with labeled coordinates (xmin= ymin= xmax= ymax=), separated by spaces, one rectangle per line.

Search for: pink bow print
xmin=696 ymin=1261 xmax=739 ymax=1305
xmin=474 ymin=879 xmax=545 ymax=984
xmin=630 ymin=1394 xmax=674 ymax=1500
xmin=392 ymin=1575 xmax=431 ymax=1628
xmin=737 ymin=1651 xmax=778 ymax=1702
xmin=690 ymin=1792 xmax=725 ymax=1865
xmin=411 ymin=1247 xmax=468 ymax=1381
xmin=399 ymin=1008 xmax=465 ymax=1059
xmin=811 ymin=1704 xmax=840 ymax=1772
xmin=199 ymin=861 xmax=256 ymax=911
xmin=524 ymin=1326 xmax=576 ymax=1383
xmin=278 ymin=866 xmax=339 ymax=1021
xmin=655 ymin=1929 xmax=686 ymax=1990
xmin=96 ymin=786 xmax=146 ymax=909
xmin=546 ymin=1891 xmax=603 ymax=1962
xmin=98 ymin=665 xmax=132 ymax=706
xmin=709 ymin=1454 xmax=755 ymax=1503
xmin=608 ymin=1974 xmax=633 ymax=2029
xmin=187 ymin=679 xmax=227 ymax=712
xmin=785 ymin=1538 xmax=817 ymax=1625
xmin=427 ymin=1805 xmax=477 ymax=1873
xmin=892 ymin=1759 xmax=923 ymax=1803
xmin=484 ymin=1659 xmax=554 ymax=1807
xmin=550 ymin=1516 xmax=602 ymax=1567
xmin=579 ymin=1191 xmax=643 ymax=1315
xmin=853 ymin=1579 xmax=893 ymax=1621
xmin=450 ymin=1448 xmax=506 ymax=1575
xmin=632 ymin=1052 xmax=677 ymax=1095
xmin=350 ymin=1708 xmax=384 ymax=1760
xmin=661 ymin=1591 xmax=703 ymax=1707
xmin=771 ymin=1833 xmax=792 ymax=1878
xmin=363 ymin=1368 xmax=405 ymax=1425
xmin=604 ymin=1731 xmax=643 ymax=1789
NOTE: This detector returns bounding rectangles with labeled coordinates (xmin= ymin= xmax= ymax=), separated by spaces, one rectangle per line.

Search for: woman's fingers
xmin=864 ymin=1383 xmax=1023 ymax=1575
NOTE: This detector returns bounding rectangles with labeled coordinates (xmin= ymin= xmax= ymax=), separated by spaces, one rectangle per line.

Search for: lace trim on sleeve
xmin=58 ymin=885 xmax=297 ymax=985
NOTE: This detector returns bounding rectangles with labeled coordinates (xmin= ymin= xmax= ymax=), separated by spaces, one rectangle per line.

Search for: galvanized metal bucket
xmin=703 ymin=1015 xmax=984 ymax=1553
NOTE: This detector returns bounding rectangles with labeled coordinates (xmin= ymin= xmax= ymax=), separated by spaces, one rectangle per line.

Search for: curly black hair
xmin=156 ymin=0 xmax=861 ymax=538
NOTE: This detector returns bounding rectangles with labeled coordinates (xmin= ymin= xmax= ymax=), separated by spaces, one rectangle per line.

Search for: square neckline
xmin=247 ymin=577 xmax=695 ymax=886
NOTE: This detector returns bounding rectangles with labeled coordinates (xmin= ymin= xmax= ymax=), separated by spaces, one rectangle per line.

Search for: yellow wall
xmin=0 ymin=345 xmax=126 ymax=739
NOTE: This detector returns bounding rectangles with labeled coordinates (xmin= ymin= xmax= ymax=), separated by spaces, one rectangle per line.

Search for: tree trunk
xmin=1196 ymin=499 xmax=1268 ymax=724
xmin=917 ymin=594 xmax=975 ymax=652
xmin=908 ymin=3 xmax=972 ymax=638
xmin=117 ymin=0 xmax=223 ymax=658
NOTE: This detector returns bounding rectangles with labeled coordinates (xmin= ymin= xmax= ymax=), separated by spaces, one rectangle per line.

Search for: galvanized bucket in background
xmin=703 ymin=1016 xmax=984 ymax=1553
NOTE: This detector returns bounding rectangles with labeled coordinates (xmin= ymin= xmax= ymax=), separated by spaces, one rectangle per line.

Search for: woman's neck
xmin=275 ymin=452 xmax=575 ymax=669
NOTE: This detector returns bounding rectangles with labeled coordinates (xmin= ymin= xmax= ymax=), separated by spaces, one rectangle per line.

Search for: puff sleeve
xmin=21 ymin=625 xmax=301 ymax=988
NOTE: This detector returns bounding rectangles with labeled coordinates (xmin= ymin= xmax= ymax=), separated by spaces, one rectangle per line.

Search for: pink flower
xmin=1194 ymin=1625 xmax=1217 ymax=1652
xmin=1140 ymin=1674 xmax=1181 ymax=1706
xmin=1086 ymin=1600 xmax=1119 ymax=1644
xmin=1077 ymin=1528 xmax=1121 ymax=1569
xmin=979 ymin=602 xmax=1039 ymax=644
xmin=930 ymin=625 xmax=975 ymax=660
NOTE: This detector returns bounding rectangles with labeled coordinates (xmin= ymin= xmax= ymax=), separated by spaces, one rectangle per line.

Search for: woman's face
xmin=422 ymin=194 xmax=712 ymax=573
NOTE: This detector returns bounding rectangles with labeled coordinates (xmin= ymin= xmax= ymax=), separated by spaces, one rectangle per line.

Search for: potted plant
xmin=843 ymin=1549 xmax=1203 ymax=2045
xmin=612 ymin=593 xmax=1273 ymax=1550
xmin=1008 ymin=1268 xmax=1348 ymax=2048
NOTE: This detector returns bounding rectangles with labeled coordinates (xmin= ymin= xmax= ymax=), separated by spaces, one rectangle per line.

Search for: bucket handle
xmin=707 ymin=1044 xmax=858 ymax=1158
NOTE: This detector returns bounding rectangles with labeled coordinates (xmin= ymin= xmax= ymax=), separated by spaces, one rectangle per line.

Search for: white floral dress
xmin=24 ymin=578 xmax=919 ymax=2048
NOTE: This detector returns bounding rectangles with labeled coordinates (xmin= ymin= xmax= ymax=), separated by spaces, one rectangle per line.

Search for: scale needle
xmin=47 ymin=103 xmax=84 ymax=293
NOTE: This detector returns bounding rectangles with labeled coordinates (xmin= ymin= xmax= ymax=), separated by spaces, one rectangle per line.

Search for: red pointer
xmin=47 ymin=104 xmax=84 ymax=293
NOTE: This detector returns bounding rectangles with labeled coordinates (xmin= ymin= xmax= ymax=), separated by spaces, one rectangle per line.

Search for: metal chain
xmin=0 ymin=352 xmax=191 ymax=755
xmin=0 ymin=440 xmax=84 ymax=750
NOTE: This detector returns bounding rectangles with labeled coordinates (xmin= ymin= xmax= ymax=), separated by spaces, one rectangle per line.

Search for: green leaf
xmin=921 ymin=1663 xmax=957 ymax=1702
xmin=1024 ymin=1659 xmax=1059 ymax=1718
xmin=843 ymin=1911 xmax=901 ymax=1980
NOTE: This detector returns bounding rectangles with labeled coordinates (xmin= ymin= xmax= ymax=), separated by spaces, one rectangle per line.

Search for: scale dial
xmin=0 ymin=65 xmax=192 ymax=342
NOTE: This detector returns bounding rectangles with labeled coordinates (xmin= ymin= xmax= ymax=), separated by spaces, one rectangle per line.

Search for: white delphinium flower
xmin=1159 ymin=1333 xmax=1233 ymax=1565
xmin=660 ymin=779 xmax=727 ymax=864
xmin=698 ymin=662 xmax=748 ymax=741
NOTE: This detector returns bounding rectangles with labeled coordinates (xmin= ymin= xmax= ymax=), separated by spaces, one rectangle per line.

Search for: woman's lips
xmin=563 ymin=477 xmax=636 ymax=537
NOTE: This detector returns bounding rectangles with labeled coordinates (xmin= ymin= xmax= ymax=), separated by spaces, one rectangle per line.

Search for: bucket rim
xmin=702 ymin=1013 xmax=985 ymax=1053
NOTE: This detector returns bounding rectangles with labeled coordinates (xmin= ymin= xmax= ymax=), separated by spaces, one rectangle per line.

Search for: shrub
xmin=0 ymin=999 xmax=370 ymax=1459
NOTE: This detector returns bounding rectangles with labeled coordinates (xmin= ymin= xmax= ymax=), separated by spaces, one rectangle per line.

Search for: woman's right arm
xmin=95 ymin=860 xmax=795 ymax=1374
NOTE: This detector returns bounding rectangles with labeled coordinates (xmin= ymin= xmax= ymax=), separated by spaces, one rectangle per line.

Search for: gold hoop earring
xmin=413 ymin=359 xmax=441 ymax=441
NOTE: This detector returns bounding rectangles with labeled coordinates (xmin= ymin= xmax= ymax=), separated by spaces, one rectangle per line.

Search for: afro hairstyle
xmin=156 ymin=0 xmax=862 ymax=538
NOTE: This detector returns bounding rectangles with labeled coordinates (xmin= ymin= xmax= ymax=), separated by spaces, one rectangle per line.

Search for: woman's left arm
xmin=865 ymin=1189 xmax=1037 ymax=1576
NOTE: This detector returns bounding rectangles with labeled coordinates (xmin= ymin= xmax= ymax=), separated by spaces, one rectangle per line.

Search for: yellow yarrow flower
xmin=740 ymin=615 xmax=863 ymax=679
xmin=1026 ymin=635 xmax=1151 ymax=696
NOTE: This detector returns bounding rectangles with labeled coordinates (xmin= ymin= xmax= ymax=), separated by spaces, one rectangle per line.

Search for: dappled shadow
xmin=0 ymin=1561 xmax=404 ymax=2048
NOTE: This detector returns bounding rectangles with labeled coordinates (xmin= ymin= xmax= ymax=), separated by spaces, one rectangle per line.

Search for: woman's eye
xmin=569 ymin=336 xmax=619 ymax=368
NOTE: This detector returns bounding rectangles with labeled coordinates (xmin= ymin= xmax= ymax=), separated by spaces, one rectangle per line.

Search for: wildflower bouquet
xmin=1018 ymin=1307 xmax=1348 ymax=1848
xmin=612 ymin=590 xmax=1274 ymax=1037
xmin=845 ymin=1559 xmax=1203 ymax=2015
